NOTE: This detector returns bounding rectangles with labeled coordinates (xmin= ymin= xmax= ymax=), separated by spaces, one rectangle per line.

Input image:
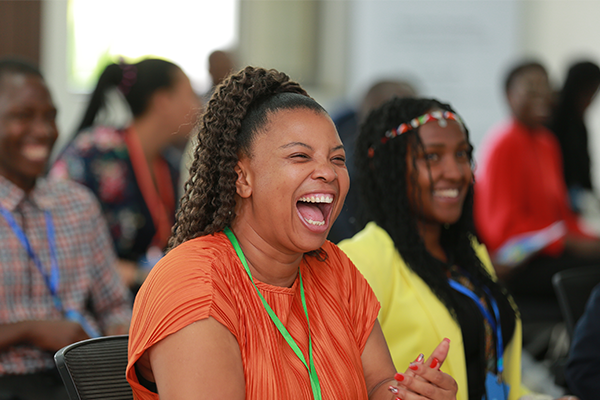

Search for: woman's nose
xmin=312 ymin=159 xmax=337 ymax=182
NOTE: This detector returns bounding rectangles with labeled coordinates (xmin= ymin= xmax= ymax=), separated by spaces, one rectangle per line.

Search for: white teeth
xmin=22 ymin=145 xmax=49 ymax=161
xmin=305 ymin=218 xmax=325 ymax=226
xmin=298 ymin=194 xmax=333 ymax=204
xmin=434 ymin=189 xmax=459 ymax=198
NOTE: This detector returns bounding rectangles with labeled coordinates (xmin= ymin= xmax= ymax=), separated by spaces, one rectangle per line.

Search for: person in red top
xmin=474 ymin=61 xmax=600 ymax=326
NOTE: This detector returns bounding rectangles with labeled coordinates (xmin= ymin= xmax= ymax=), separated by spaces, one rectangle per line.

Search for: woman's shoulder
xmin=139 ymin=233 xmax=237 ymax=296
xmin=151 ymin=233 xmax=233 ymax=278
xmin=337 ymin=222 xmax=397 ymax=268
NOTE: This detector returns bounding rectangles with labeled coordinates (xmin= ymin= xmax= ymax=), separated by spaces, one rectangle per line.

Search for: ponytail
xmin=76 ymin=58 xmax=180 ymax=134
xmin=77 ymin=63 xmax=122 ymax=132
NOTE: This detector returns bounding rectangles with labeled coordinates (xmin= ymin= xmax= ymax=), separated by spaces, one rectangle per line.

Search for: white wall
xmin=344 ymin=0 xmax=521 ymax=152
xmin=40 ymin=0 xmax=87 ymax=156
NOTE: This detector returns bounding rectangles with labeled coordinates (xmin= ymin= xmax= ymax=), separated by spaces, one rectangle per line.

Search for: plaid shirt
xmin=0 ymin=175 xmax=131 ymax=375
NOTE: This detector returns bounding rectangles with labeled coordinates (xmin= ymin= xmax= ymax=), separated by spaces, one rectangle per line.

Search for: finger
xmin=401 ymin=361 xmax=458 ymax=392
xmin=393 ymin=373 xmax=455 ymax=400
xmin=403 ymin=354 xmax=427 ymax=383
xmin=403 ymin=353 xmax=425 ymax=378
xmin=422 ymin=338 xmax=450 ymax=369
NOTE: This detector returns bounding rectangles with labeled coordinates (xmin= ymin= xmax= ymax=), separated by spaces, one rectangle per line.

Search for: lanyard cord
xmin=448 ymin=279 xmax=504 ymax=376
xmin=123 ymin=127 xmax=174 ymax=249
xmin=224 ymin=227 xmax=322 ymax=400
xmin=0 ymin=206 xmax=100 ymax=338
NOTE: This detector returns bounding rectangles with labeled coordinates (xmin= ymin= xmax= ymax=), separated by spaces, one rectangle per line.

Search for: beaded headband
xmin=368 ymin=110 xmax=464 ymax=158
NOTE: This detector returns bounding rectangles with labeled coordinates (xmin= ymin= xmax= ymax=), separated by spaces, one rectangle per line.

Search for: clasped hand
xmin=388 ymin=338 xmax=457 ymax=400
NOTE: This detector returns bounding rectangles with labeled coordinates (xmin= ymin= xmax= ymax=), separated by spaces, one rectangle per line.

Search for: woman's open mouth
xmin=296 ymin=194 xmax=334 ymax=229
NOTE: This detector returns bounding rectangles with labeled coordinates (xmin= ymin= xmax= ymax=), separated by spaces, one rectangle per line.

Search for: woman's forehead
xmin=255 ymin=108 xmax=337 ymax=145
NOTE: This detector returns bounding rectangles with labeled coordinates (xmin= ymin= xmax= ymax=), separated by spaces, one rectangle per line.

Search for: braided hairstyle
xmin=355 ymin=97 xmax=516 ymax=351
xmin=169 ymin=66 xmax=326 ymax=249
xmin=77 ymin=58 xmax=181 ymax=133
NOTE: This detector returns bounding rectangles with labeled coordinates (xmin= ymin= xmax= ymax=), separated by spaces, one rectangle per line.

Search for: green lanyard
xmin=224 ymin=227 xmax=322 ymax=400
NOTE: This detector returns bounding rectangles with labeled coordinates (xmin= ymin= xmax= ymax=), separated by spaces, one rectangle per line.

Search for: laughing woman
xmin=126 ymin=68 xmax=458 ymax=400
xmin=338 ymin=98 xmax=524 ymax=400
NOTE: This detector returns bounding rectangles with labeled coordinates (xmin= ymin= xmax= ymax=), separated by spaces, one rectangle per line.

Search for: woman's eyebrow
xmin=279 ymin=142 xmax=312 ymax=150
xmin=278 ymin=143 xmax=345 ymax=152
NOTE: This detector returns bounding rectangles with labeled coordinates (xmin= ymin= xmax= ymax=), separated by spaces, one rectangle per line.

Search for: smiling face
xmin=235 ymin=107 xmax=349 ymax=254
xmin=406 ymin=116 xmax=472 ymax=233
xmin=507 ymin=66 xmax=552 ymax=128
xmin=0 ymin=72 xmax=58 ymax=192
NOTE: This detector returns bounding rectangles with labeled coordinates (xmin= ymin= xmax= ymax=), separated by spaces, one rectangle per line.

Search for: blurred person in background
xmin=51 ymin=58 xmax=200 ymax=293
xmin=565 ymin=283 xmax=600 ymax=400
xmin=548 ymin=61 xmax=600 ymax=232
xmin=0 ymin=59 xmax=131 ymax=400
xmin=204 ymin=49 xmax=235 ymax=103
xmin=474 ymin=61 xmax=600 ymax=352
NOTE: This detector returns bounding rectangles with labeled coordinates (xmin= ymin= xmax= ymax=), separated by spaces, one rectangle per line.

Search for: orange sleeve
xmin=126 ymin=238 xmax=239 ymax=397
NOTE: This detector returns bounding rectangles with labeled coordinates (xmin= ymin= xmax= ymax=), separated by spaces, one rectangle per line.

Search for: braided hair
xmin=169 ymin=66 xmax=326 ymax=249
xmin=355 ymin=98 xmax=516 ymax=389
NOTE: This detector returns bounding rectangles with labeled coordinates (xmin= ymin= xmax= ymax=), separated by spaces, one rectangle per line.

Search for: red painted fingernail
xmin=394 ymin=372 xmax=405 ymax=382
xmin=430 ymin=358 xmax=439 ymax=369
xmin=396 ymin=397 xmax=403 ymax=400
xmin=444 ymin=337 xmax=451 ymax=343
xmin=409 ymin=363 xmax=418 ymax=371
xmin=415 ymin=353 xmax=424 ymax=363
xmin=388 ymin=385 xmax=399 ymax=394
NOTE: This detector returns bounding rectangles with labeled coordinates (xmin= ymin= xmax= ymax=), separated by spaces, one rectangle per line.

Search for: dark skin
xmin=135 ymin=109 xmax=458 ymax=399
xmin=405 ymin=117 xmax=472 ymax=262
xmin=408 ymin=113 xmax=577 ymax=400
xmin=0 ymin=72 xmax=128 ymax=352
xmin=0 ymin=73 xmax=57 ymax=193
xmin=506 ymin=67 xmax=552 ymax=129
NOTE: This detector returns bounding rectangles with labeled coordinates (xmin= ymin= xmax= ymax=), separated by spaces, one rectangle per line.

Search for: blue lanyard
xmin=448 ymin=279 xmax=504 ymax=376
xmin=0 ymin=206 xmax=100 ymax=338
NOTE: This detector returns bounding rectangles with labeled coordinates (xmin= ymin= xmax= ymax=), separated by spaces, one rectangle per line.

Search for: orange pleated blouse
xmin=126 ymin=232 xmax=380 ymax=399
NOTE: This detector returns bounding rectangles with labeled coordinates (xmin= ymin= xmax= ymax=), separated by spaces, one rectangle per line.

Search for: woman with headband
xmin=51 ymin=58 xmax=200 ymax=290
xmin=126 ymin=68 xmax=458 ymax=400
xmin=339 ymin=97 xmax=531 ymax=400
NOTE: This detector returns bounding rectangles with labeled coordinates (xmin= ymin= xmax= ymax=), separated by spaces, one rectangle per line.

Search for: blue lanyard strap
xmin=0 ymin=206 xmax=100 ymax=338
xmin=224 ymin=227 xmax=322 ymax=400
xmin=448 ymin=279 xmax=504 ymax=375
xmin=0 ymin=207 xmax=60 ymax=295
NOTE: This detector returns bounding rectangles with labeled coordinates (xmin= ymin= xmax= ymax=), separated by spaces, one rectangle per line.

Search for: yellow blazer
xmin=338 ymin=222 xmax=524 ymax=400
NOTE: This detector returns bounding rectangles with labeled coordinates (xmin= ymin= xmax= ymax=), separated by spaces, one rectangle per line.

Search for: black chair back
xmin=552 ymin=265 xmax=600 ymax=338
xmin=54 ymin=335 xmax=132 ymax=400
